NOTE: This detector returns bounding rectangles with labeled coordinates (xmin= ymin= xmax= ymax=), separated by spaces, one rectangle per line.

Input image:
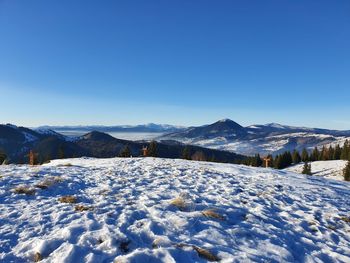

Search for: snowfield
xmin=285 ymin=160 xmax=348 ymax=181
xmin=0 ymin=158 xmax=350 ymax=263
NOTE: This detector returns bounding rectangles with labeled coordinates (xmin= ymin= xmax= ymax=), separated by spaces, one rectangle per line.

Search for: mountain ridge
xmin=0 ymin=124 xmax=246 ymax=164
xmin=159 ymin=119 xmax=350 ymax=156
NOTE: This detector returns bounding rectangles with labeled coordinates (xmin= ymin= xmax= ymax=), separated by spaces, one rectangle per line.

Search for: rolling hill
xmin=0 ymin=124 xmax=245 ymax=164
xmin=160 ymin=119 xmax=350 ymax=156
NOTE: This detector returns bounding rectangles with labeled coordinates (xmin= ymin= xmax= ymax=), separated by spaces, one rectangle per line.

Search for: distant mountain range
xmin=159 ymin=119 xmax=350 ymax=156
xmin=0 ymin=124 xmax=245 ymax=164
xmin=37 ymin=123 xmax=185 ymax=133
xmin=2 ymin=119 xmax=350 ymax=162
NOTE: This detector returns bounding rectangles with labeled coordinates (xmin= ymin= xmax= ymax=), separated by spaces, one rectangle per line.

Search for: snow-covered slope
xmin=184 ymin=132 xmax=350 ymax=156
xmin=284 ymin=160 xmax=348 ymax=181
xmin=1 ymin=158 xmax=350 ymax=262
xmin=160 ymin=119 xmax=350 ymax=156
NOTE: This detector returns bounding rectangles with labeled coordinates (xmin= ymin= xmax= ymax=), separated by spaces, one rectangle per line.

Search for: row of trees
xmin=240 ymin=152 xmax=295 ymax=170
xmin=244 ymin=141 xmax=350 ymax=169
xmin=118 ymin=143 xmax=221 ymax=162
xmin=182 ymin=147 xmax=217 ymax=162
xmin=298 ymin=142 xmax=350 ymax=162
xmin=117 ymin=141 xmax=158 ymax=158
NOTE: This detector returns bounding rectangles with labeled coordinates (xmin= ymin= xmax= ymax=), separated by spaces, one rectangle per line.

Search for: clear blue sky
xmin=1 ymin=0 xmax=349 ymax=129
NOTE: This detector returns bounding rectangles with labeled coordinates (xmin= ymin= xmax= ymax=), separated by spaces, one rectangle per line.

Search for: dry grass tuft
xmin=340 ymin=216 xmax=350 ymax=223
xmin=58 ymin=195 xmax=77 ymax=203
xmin=14 ymin=185 xmax=36 ymax=195
xmin=170 ymin=197 xmax=187 ymax=211
xmin=327 ymin=225 xmax=337 ymax=231
xmin=202 ymin=209 xmax=225 ymax=220
xmin=75 ymin=205 xmax=93 ymax=212
xmin=33 ymin=252 xmax=42 ymax=262
xmin=174 ymin=243 xmax=220 ymax=261
xmin=175 ymin=243 xmax=188 ymax=249
xmin=193 ymin=246 xmax=220 ymax=262
xmin=36 ymin=177 xmax=63 ymax=189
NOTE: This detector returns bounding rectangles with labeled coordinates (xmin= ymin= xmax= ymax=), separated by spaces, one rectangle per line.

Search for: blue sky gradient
xmin=1 ymin=1 xmax=350 ymax=128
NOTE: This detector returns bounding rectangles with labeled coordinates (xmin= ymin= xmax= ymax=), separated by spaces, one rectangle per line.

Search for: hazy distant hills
xmin=0 ymin=124 xmax=245 ymax=164
xmin=159 ymin=119 xmax=350 ymax=156
xmin=37 ymin=123 xmax=185 ymax=133
xmin=2 ymin=119 xmax=350 ymax=162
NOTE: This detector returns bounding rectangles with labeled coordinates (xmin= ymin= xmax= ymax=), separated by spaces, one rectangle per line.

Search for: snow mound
xmin=0 ymin=158 xmax=349 ymax=262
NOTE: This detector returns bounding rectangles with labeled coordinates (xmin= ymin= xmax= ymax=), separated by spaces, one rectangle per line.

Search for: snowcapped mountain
xmin=0 ymin=157 xmax=349 ymax=262
xmin=171 ymin=119 xmax=246 ymax=139
xmin=160 ymin=119 xmax=350 ymax=156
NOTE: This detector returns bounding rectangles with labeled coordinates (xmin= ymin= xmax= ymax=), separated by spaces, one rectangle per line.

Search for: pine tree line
xmin=241 ymin=139 xmax=350 ymax=170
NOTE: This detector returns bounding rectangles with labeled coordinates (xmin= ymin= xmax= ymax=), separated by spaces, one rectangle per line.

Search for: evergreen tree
xmin=333 ymin=144 xmax=342 ymax=160
xmin=274 ymin=154 xmax=282 ymax=169
xmin=181 ymin=146 xmax=191 ymax=160
xmin=119 ymin=145 xmax=131 ymax=157
xmin=320 ymin=145 xmax=330 ymax=161
xmin=273 ymin=152 xmax=292 ymax=169
xmin=341 ymin=140 xmax=350 ymax=160
xmin=301 ymin=148 xmax=309 ymax=162
xmin=272 ymin=151 xmax=293 ymax=169
xmin=302 ymin=162 xmax=312 ymax=175
xmin=343 ymin=161 xmax=350 ymax=181
xmin=251 ymin=154 xmax=263 ymax=167
xmin=310 ymin=147 xmax=319 ymax=161
xmin=148 ymin=141 xmax=158 ymax=157
xmin=328 ymin=145 xmax=335 ymax=160
xmin=292 ymin=150 xmax=301 ymax=164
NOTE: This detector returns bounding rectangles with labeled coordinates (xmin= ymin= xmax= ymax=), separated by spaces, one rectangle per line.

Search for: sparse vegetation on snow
xmin=0 ymin=157 xmax=349 ymax=262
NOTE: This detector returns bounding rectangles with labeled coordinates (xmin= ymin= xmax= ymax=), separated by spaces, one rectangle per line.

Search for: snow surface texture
xmin=284 ymin=160 xmax=348 ymax=181
xmin=0 ymin=158 xmax=350 ymax=263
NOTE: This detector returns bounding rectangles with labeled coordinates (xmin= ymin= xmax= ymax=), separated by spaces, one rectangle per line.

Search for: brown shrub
xmin=170 ymin=197 xmax=187 ymax=211
xmin=340 ymin=216 xmax=350 ymax=223
xmin=193 ymin=246 xmax=220 ymax=262
xmin=14 ymin=186 xmax=36 ymax=195
xmin=202 ymin=209 xmax=225 ymax=220
xmin=75 ymin=205 xmax=93 ymax=212
xmin=33 ymin=252 xmax=42 ymax=262
xmin=58 ymin=196 xmax=77 ymax=203
xmin=35 ymin=177 xmax=63 ymax=189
